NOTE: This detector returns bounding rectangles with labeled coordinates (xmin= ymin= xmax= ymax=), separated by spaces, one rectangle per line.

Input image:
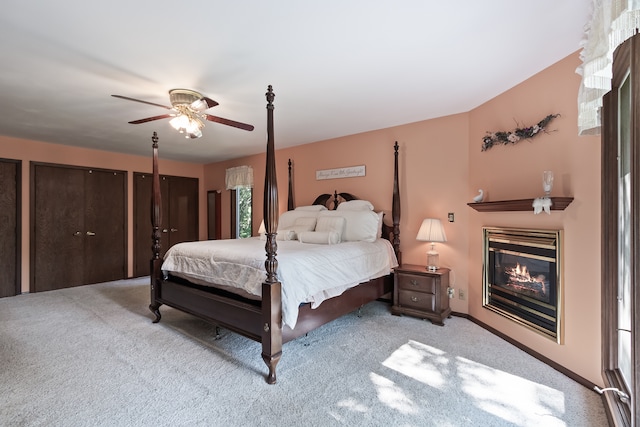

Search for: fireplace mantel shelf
xmin=467 ymin=197 xmax=574 ymax=212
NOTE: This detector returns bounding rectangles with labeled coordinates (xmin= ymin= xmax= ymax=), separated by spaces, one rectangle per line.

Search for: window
xmin=231 ymin=186 xmax=252 ymax=238
xmin=602 ymin=34 xmax=639 ymax=426
xmin=226 ymin=165 xmax=254 ymax=239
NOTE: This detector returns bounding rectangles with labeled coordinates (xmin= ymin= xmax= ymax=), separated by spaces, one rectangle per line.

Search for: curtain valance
xmin=225 ymin=166 xmax=254 ymax=190
xmin=578 ymin=0 xmax=640 ymax=135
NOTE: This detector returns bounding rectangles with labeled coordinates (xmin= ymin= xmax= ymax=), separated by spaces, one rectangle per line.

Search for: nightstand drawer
xmin=396 ymin=273 xmax=436 ymax=294
xmin=398 ymin=289 xmax=436 ymax=311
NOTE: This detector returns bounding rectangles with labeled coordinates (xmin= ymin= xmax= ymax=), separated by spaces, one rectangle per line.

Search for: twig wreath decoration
xmin=481 ymin=114 xmax=560 ymax=151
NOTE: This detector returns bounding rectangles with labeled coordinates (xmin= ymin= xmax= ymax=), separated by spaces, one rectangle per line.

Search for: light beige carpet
xmin=0 ymin=277 xmax=608 ymax=426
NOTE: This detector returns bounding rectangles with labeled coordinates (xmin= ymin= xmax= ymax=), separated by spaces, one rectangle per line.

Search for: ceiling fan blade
xmin=128 ymin=114 xmax=173 ymax=124
xmin=202 ymin=97 xmax=219 ymax=108
xmin=111 ymin=94 xmax=172 ymax=110
xmin=205 ymin=114 xmax=254 ymax=131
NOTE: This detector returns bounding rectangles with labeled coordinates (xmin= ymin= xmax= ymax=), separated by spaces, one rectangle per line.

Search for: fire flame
xmin=506 ymin=263 xmax=547 ymax=296
xmin=513 ymin=263 xmax=530 ymax=281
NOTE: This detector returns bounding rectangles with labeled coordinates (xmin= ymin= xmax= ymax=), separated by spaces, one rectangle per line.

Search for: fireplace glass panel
xmin=483 ymin=228 xmax=562 ymax=342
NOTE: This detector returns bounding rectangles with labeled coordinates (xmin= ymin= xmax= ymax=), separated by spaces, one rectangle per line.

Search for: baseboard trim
xmin=451 ymin=311 xmax=600 ymax=392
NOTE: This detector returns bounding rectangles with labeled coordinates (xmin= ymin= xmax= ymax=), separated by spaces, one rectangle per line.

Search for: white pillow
xmin=336 ymin=200 xmax=374 ymax=211
xmin=260 ymin=229 xmax=297 ymax=241
xmin=298 ymin=231 xmax=341 ymax=245
xmin=279 ymin=210 xmax=320 ymax=229
xmin=290 ymin=217 xmax=317 ymax=236
xmin=319 ymin=210 xmax=379 ymax=242
xmin=315 ymin=215 xmax=346 ymax=242
xmin=376 ymin=211 xmax=384 ymax=239
xmin=294 ymin=205 xmax=327 ymax=211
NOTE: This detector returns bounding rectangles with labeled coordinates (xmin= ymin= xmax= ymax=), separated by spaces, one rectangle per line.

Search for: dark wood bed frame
xmin=148 ymin=85 xmax=401 ymax=384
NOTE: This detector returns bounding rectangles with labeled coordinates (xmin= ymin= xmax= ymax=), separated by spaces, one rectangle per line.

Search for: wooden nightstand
xmin=391 ymin=264 xmax=451 ymax=325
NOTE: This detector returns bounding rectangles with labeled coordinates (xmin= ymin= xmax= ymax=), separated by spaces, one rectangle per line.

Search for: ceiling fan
xmin=112 ymin=89 xmax=254 ymax=139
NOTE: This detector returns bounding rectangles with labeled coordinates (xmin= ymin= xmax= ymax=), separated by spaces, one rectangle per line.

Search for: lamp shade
xmin=416 ymin=218 xmax=447 ymax=242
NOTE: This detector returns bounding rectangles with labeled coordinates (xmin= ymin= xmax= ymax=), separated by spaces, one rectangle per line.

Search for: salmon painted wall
xmin=0 ymin=136 xmax=207 ymax=292
xmin=204 ymin=51 xmax=603 ymax=386
xmin=467 ymin=52 xmax=602 ymax=386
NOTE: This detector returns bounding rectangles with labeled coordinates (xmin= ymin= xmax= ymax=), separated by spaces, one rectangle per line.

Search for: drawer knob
xmin=410 ymin=280 xmax=419 ymax=286
xmin=410 ymin=296 xmax=419 ymax=302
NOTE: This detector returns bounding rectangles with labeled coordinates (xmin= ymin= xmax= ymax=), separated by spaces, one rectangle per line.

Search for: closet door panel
xmin=133 ymin=174 xmax=168 ymax=276
xmin=133 ymin=173 xmax=153 ymax=277
xmin=32 ymin=165 xmax=85 ymax=292
xmin=160 ymin=177 xmax=170 ymax=256
xmin=168 ymin=176 xmax=198 ymax=247
xmin=133 ymin=174 xmax=198 ymax=277
xmin=84 ymin=169 xmax=126 ymax=284
xmin=0 ymin=160 xmax=19 ymax=297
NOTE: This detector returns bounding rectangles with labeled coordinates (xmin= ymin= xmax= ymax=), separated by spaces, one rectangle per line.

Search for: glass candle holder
xmin=542 ymin=171 xmax=554 ymax=197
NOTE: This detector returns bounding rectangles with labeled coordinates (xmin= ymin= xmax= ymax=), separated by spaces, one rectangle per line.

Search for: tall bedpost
xmin=392 ymin=141 xmax=401 ymax=264
xmin=287 ymin=159 xmax=294 ymax=211
xmin=261 ymin=85 xmax=282 ymax=384
xmin=149 ymin=131 xmax=163 ymax=322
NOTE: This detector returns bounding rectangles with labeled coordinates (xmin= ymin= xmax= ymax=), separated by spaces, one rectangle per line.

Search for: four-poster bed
xmin=148 ymin=85 xmax=401 ymax=383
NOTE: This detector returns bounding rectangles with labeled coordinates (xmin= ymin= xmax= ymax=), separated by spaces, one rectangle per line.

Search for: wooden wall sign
xmin=316 ymin=165 xmax=365 ymax=180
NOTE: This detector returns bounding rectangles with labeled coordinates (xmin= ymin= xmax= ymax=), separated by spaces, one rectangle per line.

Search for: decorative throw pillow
xmin=279 ymin=210 xmax=319 ymax=230
xmin=260 ymin=228 xmax=297 ymax=241
xmin=290 ymin=216 xmax=317 ymax=237
xmin=297 ymin=231 xmax=341 ymax=245
xmin=315 ymin=215 xmax=346 ymax=242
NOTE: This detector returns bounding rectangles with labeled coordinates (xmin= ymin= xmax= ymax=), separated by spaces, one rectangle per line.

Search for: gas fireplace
xmin=483 ymin=227 xmax=562 ymax=342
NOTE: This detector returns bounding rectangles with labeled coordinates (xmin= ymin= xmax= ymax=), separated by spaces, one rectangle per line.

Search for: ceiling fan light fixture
xmin=114 ymin=88 xmax=253 ymax=134
xmin=170 ymin=113 xmax=204 ymax=139
xmin=189 ymin=98 xmax=208 ymax=112
xmin=169 ymin=88 xmax=204 ymax=107
xmin=167 ymin=89 xmax=207 ymax=138
xmin=188 ymin=128 xmax=202 ymax=139
xmin=169 ymin=114 xmax=188 ymax=131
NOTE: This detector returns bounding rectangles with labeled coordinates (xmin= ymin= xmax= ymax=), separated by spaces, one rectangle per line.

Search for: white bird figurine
xmin=473 ymin=189 xmax=484 ymax=203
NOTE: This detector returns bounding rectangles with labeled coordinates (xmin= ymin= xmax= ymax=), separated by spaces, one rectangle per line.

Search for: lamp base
xmin=426 ymin=250 xmax=439 ymax=271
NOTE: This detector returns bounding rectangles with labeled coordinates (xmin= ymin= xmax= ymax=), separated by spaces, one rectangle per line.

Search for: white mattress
xmin=161 ymin=237 xmax=398 ymax=328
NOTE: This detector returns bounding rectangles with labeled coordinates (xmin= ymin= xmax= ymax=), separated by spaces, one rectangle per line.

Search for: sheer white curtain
xmin=577 ymin=0 xmax=640 ymax=135
xmin=225 ymin=166 xmax=254 ymax=190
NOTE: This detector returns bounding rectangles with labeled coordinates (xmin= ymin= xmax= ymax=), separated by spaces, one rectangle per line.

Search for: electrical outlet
xmin=448 ymin=212 xmax=455 ymax=222
xmin=458 ymin=289 xmax=466 ymax=300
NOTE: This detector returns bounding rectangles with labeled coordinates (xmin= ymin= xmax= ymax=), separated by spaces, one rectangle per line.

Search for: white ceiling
xmin=0 ymin=1 xmax=591 ymax=164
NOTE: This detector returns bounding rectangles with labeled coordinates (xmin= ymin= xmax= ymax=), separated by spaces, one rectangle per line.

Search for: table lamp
xmin=416 ymin=218 xmax=447 ymax=271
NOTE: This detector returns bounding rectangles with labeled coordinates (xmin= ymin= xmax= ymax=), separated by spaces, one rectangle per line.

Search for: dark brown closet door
xmin=0 ymin=159 xmax=20 ymax=298
xmin=133 ymin=173 xmax=153 ymax=278
xmin=133 ymin=174 xmax=169 ymax=276
xmin=133 ymin=174 xmax=196 ymax=277
xmin=160 ymin=176 xmax=170 ymax=251
xmin=207 ymin=190 xmax=221 ymax=240
xmin=84 ymin=169 xmax=126 ymax=284
xmin=32 ymin=164 xmax=127 ymax=292
xmin=168 ymin=176 xmax=198 ymax=247
xmin=32 ymin=165 xmax=85 ymax=291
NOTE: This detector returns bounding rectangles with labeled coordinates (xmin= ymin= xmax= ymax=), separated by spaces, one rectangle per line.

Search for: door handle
xmin=73 ymin=231 xmax=82 ymax=236
xmin=86 ymin=231 xmax=96 ymax=236
xmin=162 ymin=229 xmax=169 ymax=233
xmin=170 ymin=228 xmax=178 ymax=232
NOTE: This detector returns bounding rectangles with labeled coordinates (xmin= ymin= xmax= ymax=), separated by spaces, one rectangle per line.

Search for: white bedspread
xmin=161 ymin=237 xmax=398 ymax=328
